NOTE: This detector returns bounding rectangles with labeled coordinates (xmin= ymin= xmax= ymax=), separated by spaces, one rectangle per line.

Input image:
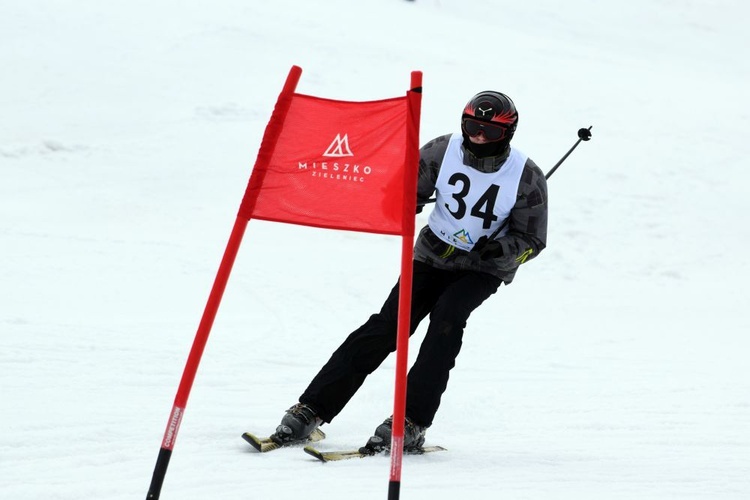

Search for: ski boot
xmin=360 ymin=416 xmax=427 ymax=454
xmin=272 ymin=403 xmax=323 ymax=445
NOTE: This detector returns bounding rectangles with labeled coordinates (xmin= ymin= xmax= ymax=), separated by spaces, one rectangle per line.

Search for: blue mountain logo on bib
xmin=453 ymin=229 xmax=474 ymax=245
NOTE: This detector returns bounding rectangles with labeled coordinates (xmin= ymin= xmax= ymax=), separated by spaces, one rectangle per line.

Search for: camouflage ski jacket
xmin=413 ymin=133 xmax=548 ymax=284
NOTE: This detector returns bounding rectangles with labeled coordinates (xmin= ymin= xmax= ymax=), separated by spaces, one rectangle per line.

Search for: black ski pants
xmin=300 ymin=260 xmax=502 ymax=427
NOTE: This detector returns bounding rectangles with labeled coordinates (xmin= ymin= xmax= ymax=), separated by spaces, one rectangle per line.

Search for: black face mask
xmin=462 ymin=134 xmax=510 ymax=159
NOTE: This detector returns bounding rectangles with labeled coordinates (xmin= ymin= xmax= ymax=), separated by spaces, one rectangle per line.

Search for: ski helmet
xmin=461 ymin=91 xmax=518 ymax=158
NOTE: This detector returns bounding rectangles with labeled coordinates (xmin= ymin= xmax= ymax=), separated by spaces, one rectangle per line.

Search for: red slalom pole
xmin=145 ymin=217 xmax=247 ymax=500
xmin=145 ymin=65 xmax=303 ymax=500
xmin=388 ymin=70 xmax=422 ymax=500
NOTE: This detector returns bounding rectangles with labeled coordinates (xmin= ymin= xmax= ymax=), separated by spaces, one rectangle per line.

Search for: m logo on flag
xmin=323 ymin=133 xmax=354 ymax=157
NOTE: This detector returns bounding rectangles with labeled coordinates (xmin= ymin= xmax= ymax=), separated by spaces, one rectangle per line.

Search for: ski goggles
xmin=462 ymin=118 xmax=510 ymax=141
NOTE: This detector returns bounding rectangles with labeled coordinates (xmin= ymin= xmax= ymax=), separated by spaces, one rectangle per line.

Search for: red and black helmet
xmin=461 ymin=91 xmax=518 ymax=143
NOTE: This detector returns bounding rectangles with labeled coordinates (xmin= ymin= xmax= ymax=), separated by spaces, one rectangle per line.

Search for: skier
xmin=273 ymin=91 xmax=548 ymax=451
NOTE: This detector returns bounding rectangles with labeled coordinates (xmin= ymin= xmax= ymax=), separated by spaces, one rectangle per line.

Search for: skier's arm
xmin=415 ymin=134 xmax=451 ymax=212
xmin=484 ymin=159 xmax=548 ymax=266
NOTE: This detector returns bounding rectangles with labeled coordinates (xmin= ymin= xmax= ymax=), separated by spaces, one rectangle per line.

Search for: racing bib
xmin=428 ymin=133 xmax=527 ymax=251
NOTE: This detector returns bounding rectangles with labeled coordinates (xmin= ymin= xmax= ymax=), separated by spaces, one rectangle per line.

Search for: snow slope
xmin=1 ymin=1 xmax=749 ymax=499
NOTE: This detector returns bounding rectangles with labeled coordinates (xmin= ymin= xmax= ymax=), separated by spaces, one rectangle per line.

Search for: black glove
xmin=452 ymin=236 xmax=504 ymax=268
xmin=470 ymin=235 xmax=503 ymax=260
xmin=452 ymin=252 xmax=481 ymax=268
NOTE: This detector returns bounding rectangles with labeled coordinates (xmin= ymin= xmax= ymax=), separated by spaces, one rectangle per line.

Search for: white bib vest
xmin=428 ymin=133 xmax=527 ymax=251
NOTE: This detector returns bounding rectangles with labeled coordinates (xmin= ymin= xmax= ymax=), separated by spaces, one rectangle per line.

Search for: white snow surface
xmin=2 ymin=1 xmax=749 ymax=499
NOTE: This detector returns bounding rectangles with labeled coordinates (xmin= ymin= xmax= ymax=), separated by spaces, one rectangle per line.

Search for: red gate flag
xmin=239 ymin=72 xmax=416 ymax=236
xmin=145 ymin=65 xmax=422 ymax=500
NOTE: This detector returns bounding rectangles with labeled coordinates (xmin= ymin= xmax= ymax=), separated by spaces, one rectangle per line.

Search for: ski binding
xmin=242 ymin=427 xmax=326 ymax=453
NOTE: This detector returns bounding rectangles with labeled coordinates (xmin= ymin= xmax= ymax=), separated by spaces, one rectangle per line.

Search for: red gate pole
xmin=145 ymin=65 xmax=303 ymax=500
xmin=387 ymin=70 xmax=422 ymax=500
xmin=145 ymin=216 xmax=247 ymax=499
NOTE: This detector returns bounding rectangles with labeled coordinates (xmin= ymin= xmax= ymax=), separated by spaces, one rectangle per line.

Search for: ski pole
xmin=544 ymin=126 xmax=592 ymax=180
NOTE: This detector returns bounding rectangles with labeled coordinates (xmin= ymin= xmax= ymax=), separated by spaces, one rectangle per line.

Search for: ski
xmin=242 ymin=427 xmax=326 ymax=453
xmin=303 ymin=444 xmax=446 ymax=463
